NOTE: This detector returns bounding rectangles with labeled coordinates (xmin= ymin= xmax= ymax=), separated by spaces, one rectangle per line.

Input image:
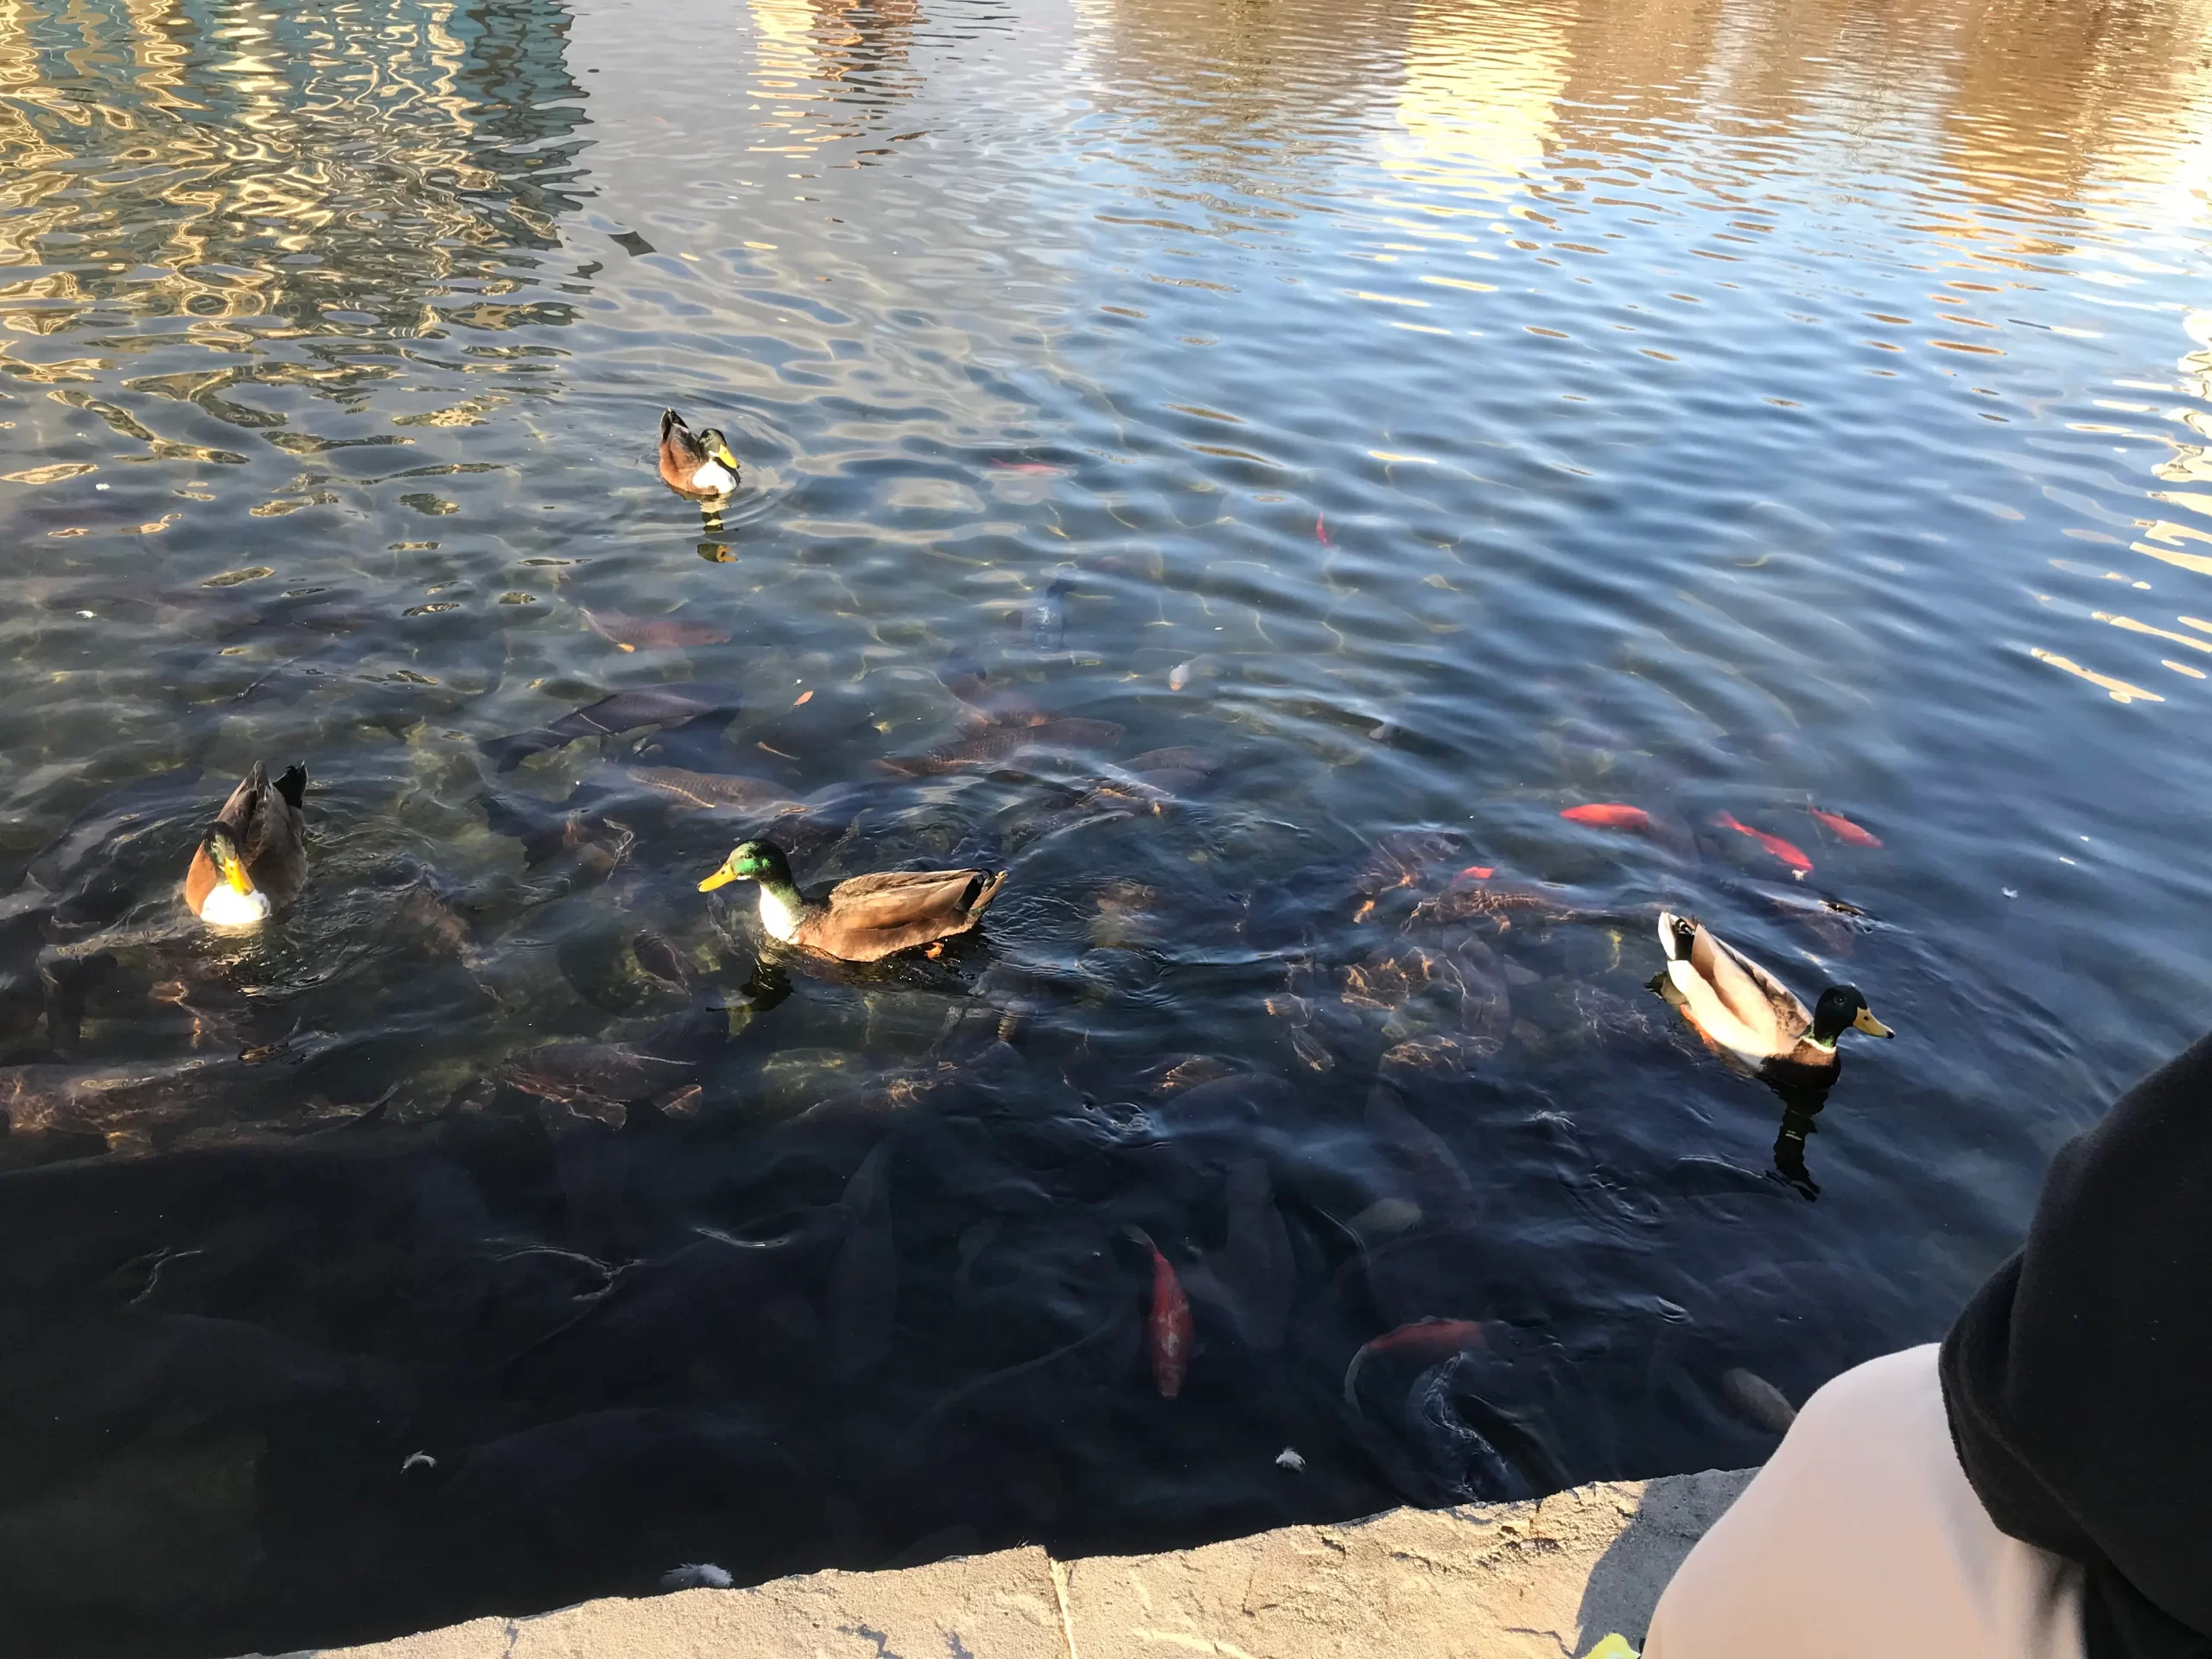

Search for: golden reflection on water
xmin=1943 ymin=0 xmax=2212 ymax=218
xmin=0 ymin=0 xmax=584 ymax=343
xmin=2030 ymin=646 xmax=2162 ymax=703
xmin=1388 ymin=0 xmax=1568 ymax=202
xmin=1368 ymin=0 xmax=2212 ymax=232
xmin=749 ymin=0 xmax=918 ymax=156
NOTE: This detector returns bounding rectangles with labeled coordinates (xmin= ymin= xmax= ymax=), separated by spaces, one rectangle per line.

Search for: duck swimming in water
xmin=183 ymin=763 xmax=308 ymax=929
xmin=1655 ymin=911 xmax=1891 ymax=1088
xmin=697 ymin=837 xmax=1006 ymax=963
xmin=658 ymin=408 xmax=740 ymax=499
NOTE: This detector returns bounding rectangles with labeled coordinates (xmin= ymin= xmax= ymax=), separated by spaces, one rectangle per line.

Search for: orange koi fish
xmin=1809 ymin=807 xmax=1883 ymax=849
xmin=1560 ymin=803 xmax=1651 ymax=831
xmin=1342 ymin=1316 xmax=1486 ymax=1409
xmin=1714 ymin=811 xmax=1814 ymax=876
xmin=1126 ymin=1226 xmax=1192 ymax=1400
xmin=1458 ymin=865 xmax=1497 ymax=880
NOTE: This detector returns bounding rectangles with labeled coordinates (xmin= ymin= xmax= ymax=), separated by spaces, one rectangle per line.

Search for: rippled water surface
xmin=6 ymin=0 xmax=2212 ymax=1648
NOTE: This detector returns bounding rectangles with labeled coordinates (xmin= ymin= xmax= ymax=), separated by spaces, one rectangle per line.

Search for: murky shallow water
xmin=6 ymin=0 xmax=2212 ymax=1649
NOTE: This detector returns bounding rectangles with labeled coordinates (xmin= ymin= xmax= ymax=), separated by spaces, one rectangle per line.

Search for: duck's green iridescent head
xmin=698 ymin=428 xmax=740 ymax=472
xmin=1808 ymin=984 xmax=1894 ymax=1047
xmin=698 ymin=838 xmax=791 ymax=893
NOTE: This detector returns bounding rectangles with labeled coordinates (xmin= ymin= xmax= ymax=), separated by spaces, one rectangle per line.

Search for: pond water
xmin=5 ymin=0 xmax=2212 ymax=1649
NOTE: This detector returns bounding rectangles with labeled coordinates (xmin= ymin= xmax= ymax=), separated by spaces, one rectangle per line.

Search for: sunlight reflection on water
xmin=3 ymin=0 xmax=2212 ymax=1648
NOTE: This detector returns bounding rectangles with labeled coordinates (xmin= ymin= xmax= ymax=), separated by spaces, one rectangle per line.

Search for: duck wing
xmin=211 ymin=763 xmax=270 ymax=841
xmin=1670 ymin=921 xmax=1802 ymax=1059
xmin=1721 ymin=936 xmax=1811 ymax=1043
xmin=803 ymin=868 xmax=1007 ymax=958
xmin=659 ymin=407 xmax=706 ymax=464
xmin=823 ymin=868 xmax=997 ymax=928
xmin=241 ymin=764 xmax=308 ymax=899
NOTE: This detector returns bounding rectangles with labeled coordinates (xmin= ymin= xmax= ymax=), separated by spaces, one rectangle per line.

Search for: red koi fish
xmin=1342 ymin=1316 xmax=1486 ymax=1409
xmin=1560 ymin=803 xmax=1651 ymax=831
xmin=1126 ymin=1226 xmax=1192 ymax=1399
xmin=1316 ymin=513 xmax=1331 ymax=545
xmin=1458 ymin=865 xmax=1497 ymax=880
xmin=1714 ymin=811 xmax=1814 ymax=877
xmin=1809 ymin=807 xmax=1883 ymax=849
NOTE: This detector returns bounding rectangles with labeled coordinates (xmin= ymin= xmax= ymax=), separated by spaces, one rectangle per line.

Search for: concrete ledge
xmin=274 ymin=1469 xmax=1753 ymax=1659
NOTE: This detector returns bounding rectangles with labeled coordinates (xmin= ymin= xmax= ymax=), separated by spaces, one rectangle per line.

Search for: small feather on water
xmin=661 ymin=1563 xmax=734 ymax=1591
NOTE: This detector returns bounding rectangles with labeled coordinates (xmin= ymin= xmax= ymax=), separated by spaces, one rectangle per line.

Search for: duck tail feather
xmin=274 ymin=764 xmax=307 ymax=810
xmin=970 ymin=869 xmax=1009 ymax=915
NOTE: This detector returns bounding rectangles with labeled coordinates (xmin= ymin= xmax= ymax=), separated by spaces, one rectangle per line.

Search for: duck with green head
xmin=183 ymin=762 xmax=308 ymax=930
xmin=1655 ymin=910 xmax=1892 ymax=1088
xmin=698 ymin=837 xmax=1007 ymax=963
xmin=658 ymin=408 xmax=741 ymax=499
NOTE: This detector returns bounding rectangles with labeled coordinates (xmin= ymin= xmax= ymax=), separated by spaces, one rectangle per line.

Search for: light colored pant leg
xmin=1644 ymin=1344 xmax=2083 ymax=1659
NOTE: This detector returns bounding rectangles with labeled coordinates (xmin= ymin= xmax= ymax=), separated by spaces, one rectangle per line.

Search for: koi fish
xmin=1316 ymin=513 xmax=1331 ymax=545
xmin=1458 ymin=865 xmax=1496 ymax=880
xmin=1713 ymin=811 xmax=1814 ymax=877
xmin=627 ymin=766 xmax=800 ymax=814
xmin=830 ymin=1142 xmax=897 ymax=1378
xmin=482 ymin=684 xmax=741 ymax=772
xmin=500 ymin=1043 xmax=698 ymax=1128
xmin=630 ymin=928 xmax=696 ymax=991
xmin=582 ymin=607 xmax=731 ymax=651
xmin=1370 ymin=1084 xmax=1477 ymax=1207
xmin=1560 ymin=803 xmax=1651 ymax=831
xmin=1721 ymin=1367 xmax=1797 ymax=1434
xmin=1217 ymin=1160 xmax=1293 ymax=1353
xmin=1125 ymin=747 xmax=1220 ymax=773
xmin=1342 ymin=1316 xmax=1486 ymax=1410
xmin=1808 ymin=807 xmax=1883 ymax=849
xmin=1126 ymin=1225 xmax=1192 ymax=1399
xmin=878 ymin=717 xmax=1124 ymax=778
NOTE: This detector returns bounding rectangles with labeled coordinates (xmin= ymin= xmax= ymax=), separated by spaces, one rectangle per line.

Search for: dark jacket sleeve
xmin=1941 ymin=1030 xmax=2212 ymax=1659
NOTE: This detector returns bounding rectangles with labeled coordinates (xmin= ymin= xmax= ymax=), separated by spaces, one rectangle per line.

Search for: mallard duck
xmin=658 ymin=408 xmax=740 ymax=499
xmin=183 ymin=763 xmax=308 ymax=928
xmin=697 ymin=837 xmax=1006 ymax=963
xmin=1656 ymin=911 xmax=1891 ymax=1086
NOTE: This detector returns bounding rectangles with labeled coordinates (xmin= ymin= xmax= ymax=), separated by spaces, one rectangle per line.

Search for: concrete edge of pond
xmin=253 ymin=1466 xmax=1755 ymax=1659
